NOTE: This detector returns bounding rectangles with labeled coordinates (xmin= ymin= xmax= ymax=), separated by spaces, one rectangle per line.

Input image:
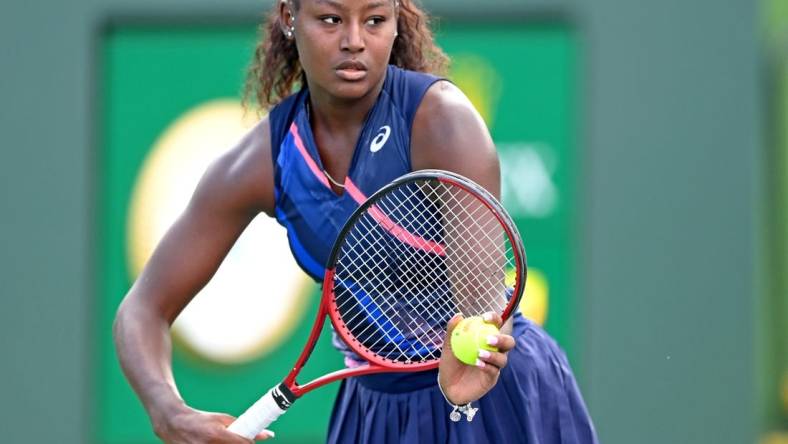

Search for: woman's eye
xmin=321 ymin=16 xmax=341 ymax=24
xmin=366 ymin=16 xmax=385 ymax=26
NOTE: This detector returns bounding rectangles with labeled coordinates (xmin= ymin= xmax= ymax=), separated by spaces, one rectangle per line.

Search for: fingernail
xmin=265 ymin=430 xmax=276 ymax=438
xmin=478 ymin=349 xmax=491 ymax=359
xmin=475 ymin=359 xmax=486 ymax=368
xmin=487 ymin=335 xmax=499 ymax=346
xmin=483 ymin=312 xmax=494 ymax=322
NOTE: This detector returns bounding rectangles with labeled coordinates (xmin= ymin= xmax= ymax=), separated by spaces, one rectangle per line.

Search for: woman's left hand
xmin=438 ymin=312 xmax=516 ymax=405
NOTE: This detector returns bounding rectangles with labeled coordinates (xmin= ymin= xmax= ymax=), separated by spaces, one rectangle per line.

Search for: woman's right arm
xmin=113 ymin=117 xmax=275 ymax=443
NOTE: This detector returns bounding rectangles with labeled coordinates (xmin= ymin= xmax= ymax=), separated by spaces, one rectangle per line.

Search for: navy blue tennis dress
xmin=268 ymin=65 xmax=598 ymax=443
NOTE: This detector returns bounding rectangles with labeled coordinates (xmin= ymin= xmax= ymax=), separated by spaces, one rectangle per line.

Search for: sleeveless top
xmin=269 ymin=65 xmax=442 ymax=364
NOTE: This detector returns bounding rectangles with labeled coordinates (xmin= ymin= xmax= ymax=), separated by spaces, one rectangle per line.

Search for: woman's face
xmin=284 ymin=0 xmax=398 ymax=102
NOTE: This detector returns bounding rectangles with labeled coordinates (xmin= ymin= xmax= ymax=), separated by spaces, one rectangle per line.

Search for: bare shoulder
xmin=411 ymin=80 xmax=500 ymax=197
xmin=191 ymin=114 xmax=275 ymax=218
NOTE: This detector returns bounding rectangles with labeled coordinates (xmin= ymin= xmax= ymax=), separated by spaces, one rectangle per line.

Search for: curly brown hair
xmin=244 ymin=0 xmax=449 ymax=110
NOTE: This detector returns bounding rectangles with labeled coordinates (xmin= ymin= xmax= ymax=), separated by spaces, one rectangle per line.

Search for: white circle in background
xmin=127 ymin=100 xmax=311 ymax=365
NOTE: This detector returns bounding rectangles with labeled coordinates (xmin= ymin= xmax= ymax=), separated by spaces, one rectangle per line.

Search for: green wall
xmin=763 ymin=0 xmax=788 ymax=431
xmin=0 ymin=0 xmax=761 ymax=443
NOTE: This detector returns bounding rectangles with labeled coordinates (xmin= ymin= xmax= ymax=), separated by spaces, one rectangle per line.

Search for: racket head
xmin=323 ymin=169 xmax=526 ymax=371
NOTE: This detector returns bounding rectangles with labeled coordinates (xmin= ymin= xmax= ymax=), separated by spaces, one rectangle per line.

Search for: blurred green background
xmin=1 ymin=0 xmax=784 ymax=442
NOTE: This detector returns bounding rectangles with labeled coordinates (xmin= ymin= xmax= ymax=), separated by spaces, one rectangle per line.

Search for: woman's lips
xmin=335 ymin=61 xmax=367 ymax=81
xmin=336 ymin=68 xmax=367 ymax=81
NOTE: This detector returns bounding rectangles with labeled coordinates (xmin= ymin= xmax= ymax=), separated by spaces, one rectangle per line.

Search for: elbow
xmin=113 ymin=291 xmax=148 ymax=347
xmin=112 ymin=295 xmax=132 ymax=348
xmin=112 ymin=291 xmax=169 ymax=345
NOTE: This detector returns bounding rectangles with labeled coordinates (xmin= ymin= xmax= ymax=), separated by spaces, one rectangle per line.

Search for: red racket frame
xmin=279 ymin=173 xmax=526 ymax=399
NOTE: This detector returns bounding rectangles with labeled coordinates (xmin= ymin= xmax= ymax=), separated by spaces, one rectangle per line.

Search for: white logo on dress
xmin=370 ymin=125 xmax=391 ymax=153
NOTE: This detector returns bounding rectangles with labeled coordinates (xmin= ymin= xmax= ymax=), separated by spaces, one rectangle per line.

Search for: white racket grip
xmin=227 ymin=383 xmax=295 ymax=438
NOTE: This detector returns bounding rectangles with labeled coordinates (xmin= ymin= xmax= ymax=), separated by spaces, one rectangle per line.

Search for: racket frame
xmin=285 ymin=169 xmax=526 ymax=397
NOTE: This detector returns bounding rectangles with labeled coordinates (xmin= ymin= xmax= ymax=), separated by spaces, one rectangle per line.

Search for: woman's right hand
xmin=154 ymin=406 xmax=274 ymax=443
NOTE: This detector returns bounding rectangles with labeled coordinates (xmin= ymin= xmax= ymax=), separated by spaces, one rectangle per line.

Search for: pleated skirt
xmin=326 ymin=314 xmax=598 ymax=444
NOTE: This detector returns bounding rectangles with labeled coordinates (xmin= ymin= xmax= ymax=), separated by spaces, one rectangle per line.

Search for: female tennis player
xmin=113 ymin=0 xmax=598 ymax=442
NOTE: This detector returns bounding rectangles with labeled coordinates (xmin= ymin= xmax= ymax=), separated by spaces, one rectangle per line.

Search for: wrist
xmin=437 ymin=374 xmax=461 ymax=405
xmin=145 ymin=387 xmax=189 ymax=435
xmin=436 ymin=373 xmax=478 ymax=422
xmin=437 ymin=373 xmax=474 ymax=405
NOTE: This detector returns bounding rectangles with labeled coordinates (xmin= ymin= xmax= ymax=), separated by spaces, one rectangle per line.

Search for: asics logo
xmin=370 ymin=125 xmax=391 ymax=153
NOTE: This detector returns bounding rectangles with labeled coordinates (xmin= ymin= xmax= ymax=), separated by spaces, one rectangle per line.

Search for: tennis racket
xmin=228 ymin=169 xmax=526 ymax=438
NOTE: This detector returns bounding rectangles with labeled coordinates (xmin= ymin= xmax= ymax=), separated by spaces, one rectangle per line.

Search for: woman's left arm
xmin=411 ymin=80 xmax=517 ymax=406
xmin=411 ymin=80 xmax=500 ymax=199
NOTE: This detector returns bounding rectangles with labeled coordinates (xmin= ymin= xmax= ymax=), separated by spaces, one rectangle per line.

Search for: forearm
xmin=113 ymin=296 xmax=187 ymax=431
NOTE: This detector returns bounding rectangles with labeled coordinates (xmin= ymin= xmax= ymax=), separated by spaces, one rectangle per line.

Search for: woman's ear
xmin=278 ymin=0 xmax=296 ymax=39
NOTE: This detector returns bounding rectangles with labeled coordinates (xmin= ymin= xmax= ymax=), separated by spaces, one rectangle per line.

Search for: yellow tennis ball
xmin=450 ymin=316 xmax=500 ymax=365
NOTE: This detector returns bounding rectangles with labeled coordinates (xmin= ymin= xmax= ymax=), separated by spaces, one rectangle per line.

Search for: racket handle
xmin=227 ymin=383 xmax=296 ymax=438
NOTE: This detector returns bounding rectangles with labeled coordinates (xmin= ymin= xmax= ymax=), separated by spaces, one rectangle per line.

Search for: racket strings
xmin=334 ymin=228 xmax=444 ymax=361
xmin=333 ymin=179 xmax=519 ymax=363
xmin=335 ymin=185 xmax=507 ymax=361
xmin=381 ymin=182 xmax=508 ymax=292
xmin=337 ymin=194 xmax=456 ymax=325
xmin=364 ymin=182 xmax=508 ymax=334
xmin=404 ymin=184 xmax=511 ymax=313
xmin=334 ymin=215 xmax=447 ymax=361
xmin=375 ymin=200 xmax=505 ymax=317
xmin=417 ymin=182 xmax=515 ymax=311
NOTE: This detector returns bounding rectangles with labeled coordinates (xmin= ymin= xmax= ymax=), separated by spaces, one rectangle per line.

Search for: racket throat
xmin=272 ymin=382 xmax=298 ymax=411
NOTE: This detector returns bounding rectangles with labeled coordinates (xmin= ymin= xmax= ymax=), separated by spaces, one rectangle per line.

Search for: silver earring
xmin=286 ymin=27 xmax=294 ymax=38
